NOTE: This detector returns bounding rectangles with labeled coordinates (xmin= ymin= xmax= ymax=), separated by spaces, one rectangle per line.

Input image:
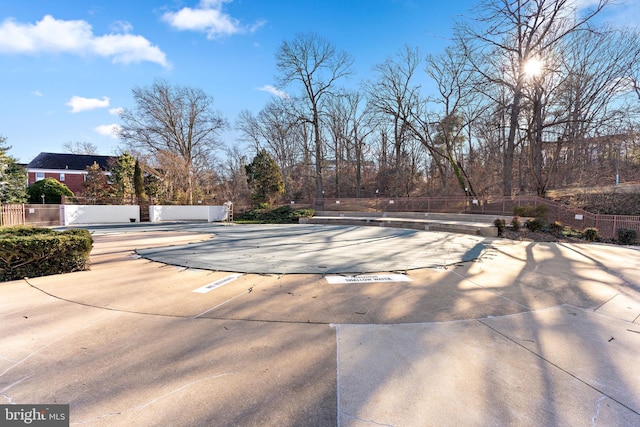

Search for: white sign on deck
xmin=325 ymin=274 xmax=412 ymax=284
xmin=193 ymin=274 xmax=243 ymax=293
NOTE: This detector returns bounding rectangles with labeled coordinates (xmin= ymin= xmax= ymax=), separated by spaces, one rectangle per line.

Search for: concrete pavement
xmin=1 ymin=223 xmax=639 ymax=426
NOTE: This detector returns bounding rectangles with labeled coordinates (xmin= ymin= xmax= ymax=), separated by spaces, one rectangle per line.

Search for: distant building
xmin=26 ymin=152 xmax=114 ymax=195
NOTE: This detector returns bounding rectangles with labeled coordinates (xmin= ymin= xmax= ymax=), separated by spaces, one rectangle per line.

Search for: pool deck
xmin=1 ymin=222 xmax=639 ymax=426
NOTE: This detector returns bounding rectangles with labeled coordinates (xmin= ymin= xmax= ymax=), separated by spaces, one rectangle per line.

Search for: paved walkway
xmin=1 ymin=223 xmax=639 ymax=426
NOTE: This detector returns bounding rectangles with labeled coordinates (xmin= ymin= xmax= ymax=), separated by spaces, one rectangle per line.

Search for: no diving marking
xmin=193 ymin=274 xmax=243 ymax=293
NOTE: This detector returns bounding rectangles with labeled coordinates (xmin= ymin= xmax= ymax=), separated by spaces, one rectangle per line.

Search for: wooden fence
xmin=1 ymin=204 xmax=25 ymax=226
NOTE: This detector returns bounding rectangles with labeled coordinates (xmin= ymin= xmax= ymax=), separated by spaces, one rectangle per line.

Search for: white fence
xmin=149 ymin=205 xmax=228 ymax=222
xmin=60 ymin=205 xmax=229 ymax=225
xmin=62 ymin=205 xmax=140 ymax=225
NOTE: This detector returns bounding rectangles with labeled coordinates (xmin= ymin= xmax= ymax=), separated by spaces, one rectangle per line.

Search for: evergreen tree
xmin=110 ymin=152 xmax=136 ymax=203
xmin=82 ymin=161 xmax=108 ymax=203
xmin=0 ymin=138 xmax=27 ymax=203
xmin=143 ymin=174 xmax=163 ymax=202
xmin=133 ymin=159 xmax=147 ymax=202
xmin=245 ymin=149 xmax=284 ymax=207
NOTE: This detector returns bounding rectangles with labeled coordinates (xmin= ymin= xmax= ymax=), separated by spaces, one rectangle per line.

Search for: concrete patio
xmin=1 ymin=223 xmax=639 ymax=426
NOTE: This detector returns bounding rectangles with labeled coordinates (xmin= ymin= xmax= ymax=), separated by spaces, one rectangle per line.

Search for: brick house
xmin=26 ymin=152 xmax=114 ymax=195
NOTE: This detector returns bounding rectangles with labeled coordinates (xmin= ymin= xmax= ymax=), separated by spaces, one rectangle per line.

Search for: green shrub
xmin=27 ymin=177 xmax=74 ymax=204
xmin=237 ymin=205 xmax=314 ymax=223
xmin=583 ymin=227 xmax=599 ymax=242
xmin=549 ymin=221 xmax=564 ymax=236
xmin=494 ymin=218 xmax=506 ymax=236
xmin=513 ymin=204 xmax=549 ymax=219
xmin=0 ymin=227 xmax=93 ymax=281
xmin=270 ymin=205 xmax=296 ymax=219
xmin=290 ymin=208 xmax=315 ymax=221
xmin=0 ymin=226 xmax=57 ymax=237
xmin=511 ymin=216 xmax=522 ymax=231
xmin=524 ymin=218 xmax=545 ymax=232
xmin=617 ymin=228 xmax=638 ymax=245
xmin=239 ymin=207 xmax=267 ymax=221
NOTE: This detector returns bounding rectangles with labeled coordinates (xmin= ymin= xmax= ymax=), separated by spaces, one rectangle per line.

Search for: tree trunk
xmin=531 ymin=88 xmax=546 ymax=197
xmin=503 ymin=88 xmax=523 ymax=196
xmin=313 ymin=110 xmax=323 ymax=200
xmin=355 ymin=136 xmax=362 ymax=198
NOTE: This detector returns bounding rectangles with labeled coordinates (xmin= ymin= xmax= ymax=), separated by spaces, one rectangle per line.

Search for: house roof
xmin=26 ymin=152 xmax=115 ymax=171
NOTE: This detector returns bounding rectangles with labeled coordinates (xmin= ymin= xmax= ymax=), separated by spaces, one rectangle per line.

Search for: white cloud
xmin=90 ymin=33 xmax=168 ymax=66
xmin=110 ymin=20 xmax=133 ymax=34
xmin=258 ymin=85 xmax=289 ymax=100
xmin=162 ymin=0 xmax=264 ymax=39
xmin=108 ymin=107 xmax=124 ymax=116
xmin=572 ymin=0 xmax=602 ymax=8
xmin=200 ymin=0 xmax=228 ymax=7
xmin=0 ymin=15 xmax=168 ymax=67
xmin=248 ymin=19 xmax=267 ymax=34
xmin=603 ymin=2 xmax=640 ymax=28
xmin=32 ymin=90 xmax=43 ymax=96
xmin=94 ymin=123 xmax=122 ymax=139
xmin=571 ymin=0 xmax=640 ymax=27
xmin=66 ymin=95 xmax=110 ymax=113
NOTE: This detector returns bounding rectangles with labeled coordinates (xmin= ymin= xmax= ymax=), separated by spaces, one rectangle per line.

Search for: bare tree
xmin=552 ymin=27 xmax=640 ymax=187
xmin=459 ymin=0 xmax=610 ymax=195
xmin=366 ymin=45 xmax=424 ymax=196
xmin=422 ymin=45 xmax=484 ymax=196
xmin=119 ymin=79 xmax=226 ymax=204
xmin=237 ymin=99 xmax=303 ymax=198
xmin=344 ymin=91 xmax=376 ymax=197
xmin=62 ymin=141 xmax=98 ymax=155
xmin=236 ymin=109 xmax=263 ymax=154
xmin=213 ymin=145 xmax=250 ymax=205
xmin=275 ymin=32 xmax=353 ymax=202
xmin=325 ymin=94 xmax=351 ymax=197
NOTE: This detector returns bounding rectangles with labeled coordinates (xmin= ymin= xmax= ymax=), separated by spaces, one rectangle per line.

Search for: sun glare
xmin=523 ymin=58 xmax=544 ymax=78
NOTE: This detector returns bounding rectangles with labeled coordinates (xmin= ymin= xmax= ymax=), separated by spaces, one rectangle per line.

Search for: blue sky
xmin=1 ymin=0 xmax=638 ymax=163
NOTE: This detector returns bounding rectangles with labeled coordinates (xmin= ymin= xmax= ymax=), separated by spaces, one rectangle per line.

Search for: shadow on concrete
xmin=332 ymin=240 xmax=640 ymax=426
xmin=2 ymin=224 xmax=640 ymax=426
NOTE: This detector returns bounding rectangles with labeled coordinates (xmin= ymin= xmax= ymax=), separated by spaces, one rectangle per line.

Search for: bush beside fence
xmin=0 ymin=227 xmax=93 ymax=281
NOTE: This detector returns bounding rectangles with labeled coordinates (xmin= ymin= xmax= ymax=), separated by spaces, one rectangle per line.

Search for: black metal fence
xmin=313 ymin=196 xmax=639 ymax=240
xmin=3 ymin=196 xmax=638 ymax=240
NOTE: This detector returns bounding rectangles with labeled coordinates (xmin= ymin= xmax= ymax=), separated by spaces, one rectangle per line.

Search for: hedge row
xmin=0 ymin=227 xmax=93 ymax=281
xmin=237 ymin=205 xmax=315 ymax=223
